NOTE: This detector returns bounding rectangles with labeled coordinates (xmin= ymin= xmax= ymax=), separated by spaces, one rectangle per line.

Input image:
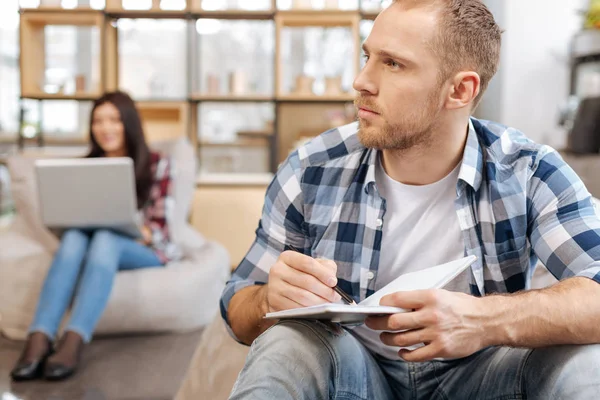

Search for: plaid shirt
xmin=220 ymin=118 xmax=600 ymax=336
xmin=143 ymin=152 xmax=181 ymax=264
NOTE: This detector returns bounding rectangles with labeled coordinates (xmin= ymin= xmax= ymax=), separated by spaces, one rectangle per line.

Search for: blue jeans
xmin=29 ymin=229 xmax=163 ymax=343
xmin=230 ymin=320 xmax=600 ymax=400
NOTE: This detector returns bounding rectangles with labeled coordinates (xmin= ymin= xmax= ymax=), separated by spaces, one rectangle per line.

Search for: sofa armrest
xmin=0 ymin=225 xmax=50 ymax=262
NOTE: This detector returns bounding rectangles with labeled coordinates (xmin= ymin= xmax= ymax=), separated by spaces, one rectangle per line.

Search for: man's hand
xmin=265 ymin=251 xmax=342 ymax=313
xmin=365 ymin=289 xmax=488 ymax=362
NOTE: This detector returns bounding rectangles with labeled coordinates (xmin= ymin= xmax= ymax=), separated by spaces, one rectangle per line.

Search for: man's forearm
xmin=482 ymin=277 xmax=600 ymax=348
xmin=228 ymin=285 xmax=276 ymax=346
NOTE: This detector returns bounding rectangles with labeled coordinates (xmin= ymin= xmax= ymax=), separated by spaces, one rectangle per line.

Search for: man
xmin=221 ymin=0 xmax=600 ymax=398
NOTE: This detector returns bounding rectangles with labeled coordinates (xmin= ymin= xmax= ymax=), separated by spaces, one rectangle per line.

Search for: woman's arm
xmin=143 ymin=155 xmax=176 ymax=260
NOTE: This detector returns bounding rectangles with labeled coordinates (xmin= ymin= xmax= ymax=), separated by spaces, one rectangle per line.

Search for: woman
xmin=10 ymin=91 xmax=180 ymax=381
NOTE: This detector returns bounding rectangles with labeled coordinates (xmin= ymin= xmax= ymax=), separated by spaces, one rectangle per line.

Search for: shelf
xmin=20 ymin=93 xmax=101 ymax=101
xmin=276 ymin=11 xmax=360 ymax=27
xmin=277 ymin=9 xmax=358 ymax=16
xmin=196 ymin=172 xmax=274 ymax=187
xmin=190 ymin=94 xmax=274 ymax=102
xmin=19 ymin=7 xmax=99 ymax=13
xmin=137 ymin=101 xmax=189 ymax=143
xmin=360 ymin=11 xmax=381 ymax=20
xmin=39 ymin=136 xmax=89 ymax=146
xmin=106 ymin=9 xmax=189 ymax=19
xmin=197 ymin=10 xmax=276 ymax=20
xmin=20 ymin=10 xmax=105 ymax=100
xmin=277 ymin=93 xmax=355 ymax=102
xmin=199 ymin=138 xmax=270 ymax=148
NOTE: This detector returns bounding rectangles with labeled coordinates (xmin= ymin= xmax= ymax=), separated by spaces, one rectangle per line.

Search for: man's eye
xmin=362 ymin=54 xmax=370 ymax=61
xmin=385 ymin=59 xmax=402 ymax=70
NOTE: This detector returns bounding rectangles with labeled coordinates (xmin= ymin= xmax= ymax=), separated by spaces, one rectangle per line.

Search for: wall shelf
xmin=190 ymin=94 xmax=275 ymax=102
xmin=20 ymin=10 xmax=105 ymax=100
xmin=18 ymin=2 xmax=378 ymax=176
xmin=196 ymin=10 xmax=276 ymax=20
xmin=277 ymin=94 xmax=356 ymax=102
xmin=19 ymin=93 xmax=100 ymax=101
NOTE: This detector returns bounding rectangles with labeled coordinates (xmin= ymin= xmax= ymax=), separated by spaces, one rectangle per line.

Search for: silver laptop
xmin=35 ymin=157 xmax=143 ymax=239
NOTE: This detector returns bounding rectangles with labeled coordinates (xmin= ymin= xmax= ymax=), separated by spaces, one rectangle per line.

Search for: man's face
xmin=354 ymin=3 xmax=448 ymax=151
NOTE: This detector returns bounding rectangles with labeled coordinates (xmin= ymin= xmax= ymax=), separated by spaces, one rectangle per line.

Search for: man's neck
xmin=381 ymin=117 xmax=470 ymax=186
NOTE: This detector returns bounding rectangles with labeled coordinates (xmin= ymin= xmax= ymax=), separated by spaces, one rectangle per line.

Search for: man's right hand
xmin=264 ymin=251 xmax=342 ymax=313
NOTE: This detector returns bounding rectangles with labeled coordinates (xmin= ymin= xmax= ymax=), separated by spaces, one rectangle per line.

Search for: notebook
xmin=264 ymin=255 xmax=477 ymax=325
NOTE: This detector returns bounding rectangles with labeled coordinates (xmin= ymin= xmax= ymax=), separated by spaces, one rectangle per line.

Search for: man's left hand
xmin=365 ymin=289 xmax=489 ymax=362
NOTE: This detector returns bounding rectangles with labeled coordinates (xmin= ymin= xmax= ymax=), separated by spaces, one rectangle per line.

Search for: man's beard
xmin=356 ymin=89 xmax=443 ymax=152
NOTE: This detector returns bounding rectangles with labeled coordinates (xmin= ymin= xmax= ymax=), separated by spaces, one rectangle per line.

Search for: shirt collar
xmin=362 ymin=118 xmax=484 ymax=194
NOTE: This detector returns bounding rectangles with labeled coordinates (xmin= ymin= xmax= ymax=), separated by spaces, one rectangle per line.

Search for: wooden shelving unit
xmin=19 ymin=9 xmax=105 ymax=100
xmin=17 ymin=1 xmax=387 ymax=176
xmin=190 ymin=94 xmax=275 ymax=102
xmin=136 ymin=101 xmax=190 ymax=143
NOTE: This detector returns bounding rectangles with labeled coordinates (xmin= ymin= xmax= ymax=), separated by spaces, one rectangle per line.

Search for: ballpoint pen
xmin=287 ymin=246 xmax=357 ymax=306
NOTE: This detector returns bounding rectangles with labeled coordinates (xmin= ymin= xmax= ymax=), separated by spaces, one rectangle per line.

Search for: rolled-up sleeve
xmin=528 ymin=151 xmax=600 ymax=284
xmin=219 ymin=151 xmax=307 ymax=340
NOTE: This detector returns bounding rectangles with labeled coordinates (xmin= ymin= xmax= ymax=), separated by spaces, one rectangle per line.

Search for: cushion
xmin=6 ymin=156 xmax=59 ymax=253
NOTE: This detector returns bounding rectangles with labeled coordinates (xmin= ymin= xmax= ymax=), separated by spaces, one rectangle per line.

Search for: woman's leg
xmin=29 ymin=228 xmax=90 ymax=341
xmin=65 ymin=229 xmax=163 ymax=341
xmin=44 ymin=229 xmax=162 ymax=378
xmin=11 ymin=229 xmax=90 ymax=380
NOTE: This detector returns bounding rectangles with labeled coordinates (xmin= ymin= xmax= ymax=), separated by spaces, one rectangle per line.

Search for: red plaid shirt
xmin=143 ymin=152 xmax=181 ymax=263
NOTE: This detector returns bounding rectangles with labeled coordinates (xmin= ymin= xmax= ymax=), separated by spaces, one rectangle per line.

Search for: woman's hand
xmin=139 ymin=225 xmax=152 ymax=245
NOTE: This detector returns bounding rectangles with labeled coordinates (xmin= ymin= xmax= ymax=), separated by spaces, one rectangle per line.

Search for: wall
xmin=479 ymin=0 xmax=587 ymax=148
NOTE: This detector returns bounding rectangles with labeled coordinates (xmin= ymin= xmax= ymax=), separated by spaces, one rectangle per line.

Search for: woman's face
xmin=91 ymin=102 xmax=126 ymax=156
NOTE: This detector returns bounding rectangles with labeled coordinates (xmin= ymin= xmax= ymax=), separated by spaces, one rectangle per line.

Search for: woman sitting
xmin=10 ymin=91 xmax=181 ymax=381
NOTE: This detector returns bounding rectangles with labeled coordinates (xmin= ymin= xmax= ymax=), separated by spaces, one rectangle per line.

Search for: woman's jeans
xmin=29 ymin=229 xmax=163 ymax=343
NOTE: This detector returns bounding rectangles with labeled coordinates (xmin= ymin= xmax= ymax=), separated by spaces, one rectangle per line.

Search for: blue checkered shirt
xmin=220 ymin=118 xmax=600 ymax=336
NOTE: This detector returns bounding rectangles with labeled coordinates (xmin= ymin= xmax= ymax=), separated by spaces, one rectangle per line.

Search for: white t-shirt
xmin=349 ymin=155 xmax=466 ymax=359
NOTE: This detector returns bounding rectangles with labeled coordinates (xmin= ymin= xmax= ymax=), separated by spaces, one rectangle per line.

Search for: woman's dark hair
xmin=88 ymin=91 xmax=152 ymax=209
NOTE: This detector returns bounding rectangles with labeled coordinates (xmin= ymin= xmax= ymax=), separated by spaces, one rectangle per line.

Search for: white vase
xmin=293 ymin=0 xmax=313 ymax=9
xmin=324 ymin=76 xmax=342 ymax=95
xmin=41 ymin=0 xmax=62 ymax=6
xmin=229 ymin=71 xmax=247 ymax=95
xmin=295 ymin=75 xmax=315 ymax=95
xmin=325 ymin=0 xmax=338 ymax=9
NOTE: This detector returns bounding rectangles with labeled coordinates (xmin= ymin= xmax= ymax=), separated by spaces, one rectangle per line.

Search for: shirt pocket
xmin=483 ymin=245 xmax=529 ymax=294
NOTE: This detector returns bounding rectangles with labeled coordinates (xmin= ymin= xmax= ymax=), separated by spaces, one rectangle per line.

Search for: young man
xmin=221 ymin=0 xmax=600 ymax=398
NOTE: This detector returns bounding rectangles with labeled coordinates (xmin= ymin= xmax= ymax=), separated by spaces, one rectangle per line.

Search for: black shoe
xmin=44 ymin=362 xmax=77 ymax=381
xmin=10 ymin=337 xmax=53 ymax=381
xmin=43 ymin=331 xmax=84 ymax=381
xmin=10 ymin=357 xmax=48 ymax=381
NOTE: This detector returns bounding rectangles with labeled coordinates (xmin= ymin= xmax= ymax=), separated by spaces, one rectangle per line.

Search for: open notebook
xmin=264 ymin=255 xmax=477 ymax=325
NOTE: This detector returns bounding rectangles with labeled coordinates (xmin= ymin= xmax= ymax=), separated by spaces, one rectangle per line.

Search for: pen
xmin=287 ymin=245 xmax=357 ymax=306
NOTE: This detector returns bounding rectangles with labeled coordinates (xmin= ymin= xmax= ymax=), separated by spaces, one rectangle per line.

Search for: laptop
xmin=35 ymin=157 xmax=143 ymax=239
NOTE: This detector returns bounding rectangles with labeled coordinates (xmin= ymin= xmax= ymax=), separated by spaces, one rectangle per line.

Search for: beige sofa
xmin=0 ymin=139 xmax=230 ymax=340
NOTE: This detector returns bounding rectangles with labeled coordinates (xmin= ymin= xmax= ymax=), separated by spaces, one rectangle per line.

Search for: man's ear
xmin=446 ymin=71 xmax=480 ymax=110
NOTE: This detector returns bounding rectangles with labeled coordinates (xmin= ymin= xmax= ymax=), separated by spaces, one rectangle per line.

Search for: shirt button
xmin=375 ymin=218 xmax=383 ymax=227
xmin=367 ymin=271 xmax=375 ymax=280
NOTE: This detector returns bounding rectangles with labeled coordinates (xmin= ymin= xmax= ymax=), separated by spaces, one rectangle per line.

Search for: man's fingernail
xmin=327 ymin=277 xmax=337 ymax=286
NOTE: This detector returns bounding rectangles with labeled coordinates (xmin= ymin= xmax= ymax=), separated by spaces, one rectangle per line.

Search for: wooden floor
xmin=0 ymin=330 xmax=203 ymax=400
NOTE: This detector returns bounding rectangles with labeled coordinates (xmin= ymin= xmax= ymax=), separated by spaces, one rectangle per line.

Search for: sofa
xmin=175 ymin=197 xmax=600 ymax=400
xmin=0 ymin=138 xmax=230 ymax=340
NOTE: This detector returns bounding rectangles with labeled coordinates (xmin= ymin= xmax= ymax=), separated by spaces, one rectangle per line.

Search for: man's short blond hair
xmin=394 ymin=0 xmax=502 ymax=108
